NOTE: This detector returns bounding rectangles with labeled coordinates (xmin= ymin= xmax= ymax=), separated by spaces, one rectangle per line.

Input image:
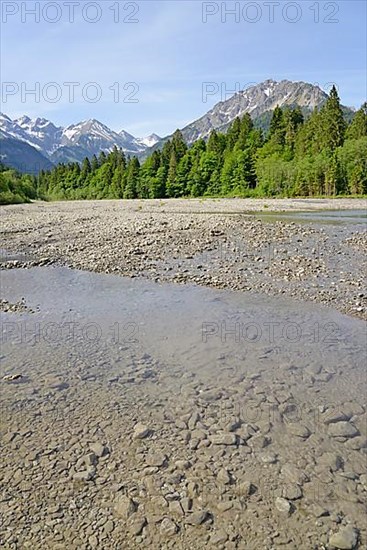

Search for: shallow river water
xmin=1 ymin=266 xmax=366 ymax=549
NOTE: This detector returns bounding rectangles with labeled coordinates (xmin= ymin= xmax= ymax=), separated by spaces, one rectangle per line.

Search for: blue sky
xmin=1 ymin=0 xmax=366 ymax=137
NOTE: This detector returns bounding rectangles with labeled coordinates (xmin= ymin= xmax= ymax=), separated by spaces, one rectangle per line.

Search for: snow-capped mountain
xmin=0 ymin=114 xmax=161 ymax=167
xmin=0 ymin=113 xmax=33 ymax=143
xmin=135 ymin=133 xmax=161 ymax=148
xmin=60 ymin=119 xmax=145 ymax=156
xmin=15 ymin=115 xmax=63 ymax=155
xmin=178 ymin=79 xmax=332 ymax=144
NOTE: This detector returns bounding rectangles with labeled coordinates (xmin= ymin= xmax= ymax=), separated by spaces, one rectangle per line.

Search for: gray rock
xmin=114 ymin=495 xmax=137 ymax=518
xmin=146 ymin=452 xmax=167 ymax=467
xmin=160 ymin=517 xmax=179 ymax=536
xmin=133 ymin=422 xmax=151 ymax=440
xmin=210 ymin=529 xmax=229 ymax=544
xmin=186 ymin=510 xmax=210 ymax=525
xmin=217 ymin=467 xmax=231 ymax=485
xmin=322 ymin=410 xmax=350 ymax=425
xmin=328 ymin=422 xmax=359 ymax=439
xmin=209 ymin=433 xmax=237 ymax=446
xmin=128 ymin=516 xmax=147 ymax=536
xmin=169 ymin=500 xmax=184 ymax=516
xmin=282 ymin=483 xmax=302 ymax=500
xmin=103 ymin=520 xmax=114 ymax=534
xmin=286 ymin=423 xmax=311 ymax=438
xmin=73 ymin=469 xmax=95 ymax=482
xmin=329 ymin=526 xmax=358 ymax=549
xmin=275 ymin=497 xmax=291 ymax=514
xmin=90 ymin=442 xmax=107 ymax=457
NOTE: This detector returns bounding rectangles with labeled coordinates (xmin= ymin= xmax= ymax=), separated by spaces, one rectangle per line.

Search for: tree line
xmin=2 ymin=86 xmax=366 ymax=204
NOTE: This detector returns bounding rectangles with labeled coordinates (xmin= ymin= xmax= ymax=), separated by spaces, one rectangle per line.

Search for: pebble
xmin=323 ymin=410 xmax=351 ymax=425
xmin=160 ymin=518 xmax=179 ymax=536
xmin=282 ymin=483 xmax=302 ymax=500
xmin=169 ymin=500 xmax=184 ymax=516
xmin=103 ymin=520 xmax=114 ymax=534
xmin=217 ymin=467 xmax=231 ymax=485
xmin=114 ymin=496 xmax=138 ymax=518
xmin=73 ymin=470 xmax=94 ymax=482
xmin=186 ymin=510 xmax=210 ymax=525
xmin=328 ymin=422 xmax=359 ymax=438
xmin=329 ymin=526 xmax=358 ymax=549
xmin=133 ymin=422 xmax=151 ymax=440
xmin=90 ymin=442 xmax=107 ymax=457
xmin=146 ymin=452 xmax=167 ymax=467
xmin=210 ymin=529 xmax=229 ymax=544
xmin=286 ymin=423 xmax=311 ymax=438
xmin=275 ymin=497 xmax=292 ymax=515
xmin=236 ymin=481 xmax=254 ymax=498
xmin=209 ymin=433 xmax=237 ymax=446
xmin=129 ymin=517 xmax=147 ymax=536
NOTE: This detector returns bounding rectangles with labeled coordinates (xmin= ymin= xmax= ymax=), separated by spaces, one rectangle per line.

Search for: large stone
xmin=329 ymin=526 xmax=358 ymax=549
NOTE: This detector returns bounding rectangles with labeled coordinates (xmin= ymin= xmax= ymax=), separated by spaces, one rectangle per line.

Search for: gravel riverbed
xmin=1 ymin=198 xmax=366 ymax=550
xmin=1 ymin=198 xmax=366 ymax=319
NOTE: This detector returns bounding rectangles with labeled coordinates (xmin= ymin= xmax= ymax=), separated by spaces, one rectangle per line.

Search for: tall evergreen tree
xmin=319 ymin=85 xmax=346 ymax=151
xmin=346 ymin=102 xmax=367 ymax=139
xmin=124 ymin=157 xmax=140 ymax=199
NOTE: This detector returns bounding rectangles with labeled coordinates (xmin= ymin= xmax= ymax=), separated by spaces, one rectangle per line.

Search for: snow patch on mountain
xmin=136 ymin=133 xmax=161 ymax=148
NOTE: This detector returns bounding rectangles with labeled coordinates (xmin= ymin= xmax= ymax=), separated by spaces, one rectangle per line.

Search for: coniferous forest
xmin=2 ymin=87 xmax=367 ymax=204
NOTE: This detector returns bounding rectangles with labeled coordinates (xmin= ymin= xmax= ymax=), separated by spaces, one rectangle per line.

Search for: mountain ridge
xmin=0 ymin=114 xmax=161 ymax=169
xmin=0 ymin=79 xmax=356 ymax=173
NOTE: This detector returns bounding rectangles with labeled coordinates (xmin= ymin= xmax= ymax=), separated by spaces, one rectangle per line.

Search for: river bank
xmin=1 ymin=198 xmax=366 ymax=319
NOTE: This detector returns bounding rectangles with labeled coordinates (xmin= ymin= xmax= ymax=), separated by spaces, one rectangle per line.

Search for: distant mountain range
xmin=0 ymin=79 xmax=355 ymax=174
xmin=0 ymin=113 xmax=161 ymax=173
